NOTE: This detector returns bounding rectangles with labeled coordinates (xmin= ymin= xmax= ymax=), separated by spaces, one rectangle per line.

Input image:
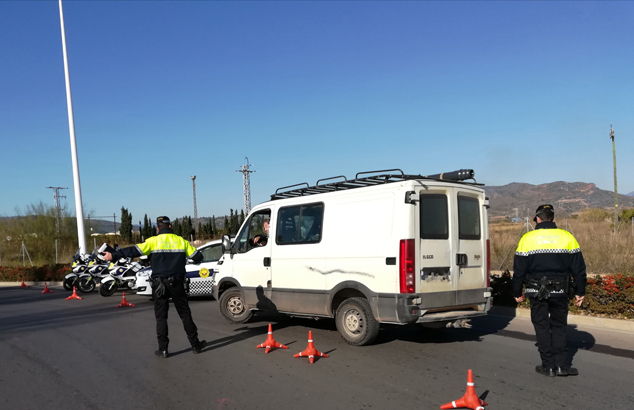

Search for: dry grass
xmin=491 ymin=220 xmax=634 ymax=274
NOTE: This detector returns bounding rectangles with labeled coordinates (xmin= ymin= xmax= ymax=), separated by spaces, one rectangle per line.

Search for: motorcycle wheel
xmin=78 ymin=277 xmax=96 ymax=293
xmin=63 ymin=277 xmax=76 ymax=291
xmin=99 ymin=281 xmax=118 ymax=297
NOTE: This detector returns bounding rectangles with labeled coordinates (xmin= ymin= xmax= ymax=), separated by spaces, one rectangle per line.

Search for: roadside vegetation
xmin=490 ymin=207 xmax=634 ymax=320
xmin=0 ymin=202 xmax=244 ymax=267
xmin=491 ymin=207 xmax=634 ymax=274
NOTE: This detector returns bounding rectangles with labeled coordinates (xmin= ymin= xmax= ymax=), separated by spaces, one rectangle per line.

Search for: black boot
xmin=192 ymin=340 xmax=207 ymax=354
xmin=154 ymin=350 xmax=169 ymax=358
xmin=535 ymin=365 xmax=556 ymax=377
xmin=557 ymin=367 xmax=578 ymax=376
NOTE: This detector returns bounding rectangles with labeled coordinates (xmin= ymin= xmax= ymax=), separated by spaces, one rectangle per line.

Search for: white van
xmin=213 ymin=169 xmax=492 ymax=345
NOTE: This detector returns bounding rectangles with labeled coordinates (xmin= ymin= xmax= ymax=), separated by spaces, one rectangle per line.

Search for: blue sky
xmin=1 ymin=1 xmax=633 ymax=223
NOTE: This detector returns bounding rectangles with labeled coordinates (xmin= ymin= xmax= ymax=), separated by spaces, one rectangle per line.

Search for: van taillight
xmin=486 ymin=239 xmax=491 ymax=287
xmin=399 ymin=239 xmax=415 ymax=293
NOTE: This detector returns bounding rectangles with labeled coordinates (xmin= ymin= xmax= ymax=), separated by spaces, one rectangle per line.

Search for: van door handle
xmin=456 ymin=254 xmax=468 ymax=266
xmin=263 ymin=257 xmax=271 ymax=267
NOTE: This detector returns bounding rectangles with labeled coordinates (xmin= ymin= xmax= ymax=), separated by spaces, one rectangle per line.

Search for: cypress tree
xmin=119 ymin=207 xmax=133 ymax=242
xmin=181 ymin=216 xmax=192 ymax=239
xmin=173 ymin=218 xmax=181 ymax=236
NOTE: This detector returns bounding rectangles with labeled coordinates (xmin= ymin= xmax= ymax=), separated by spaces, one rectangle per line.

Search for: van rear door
xmin=417 ymin=189 xmax=457 ymax=308
xmin=417 ymin=187 xmax=487 ymax=308
xmin=454 ymin=191 xmax=487 ymax=305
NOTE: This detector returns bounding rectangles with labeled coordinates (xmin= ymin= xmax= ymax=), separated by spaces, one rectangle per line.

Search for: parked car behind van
xmin=213 ymin=169 xmax=492 ymax=345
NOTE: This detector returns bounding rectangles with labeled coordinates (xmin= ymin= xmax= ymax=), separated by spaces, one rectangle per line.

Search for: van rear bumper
xmin=377 ymin=287 xmax=493 ymax=324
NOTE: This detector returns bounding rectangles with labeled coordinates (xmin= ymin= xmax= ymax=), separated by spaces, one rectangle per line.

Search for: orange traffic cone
xmin=19 ymin=278 xmax=30 ymax=288
xmin=41 ymin=283 xmax=54 ymax=294
xmin=440 ymin=369 xmax=487 ymax=410
xmin=66 ymin=287 xmax=83 ymax=300
xmin=257 ymin=324 xmax=289 ymax=353
xmin=116 ymin=292 xmax=135 ymax=308
xmin=293 ymin=330 xmax=329 ymax=364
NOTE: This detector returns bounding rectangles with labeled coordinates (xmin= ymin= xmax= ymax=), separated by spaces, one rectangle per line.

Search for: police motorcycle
xmin=77 ymin=244 xmax=112 ymax=293
xmin=63 ymin=250 xmax=91 ymax=291
xmin=99 ymin=256 xmax=145 ymax=297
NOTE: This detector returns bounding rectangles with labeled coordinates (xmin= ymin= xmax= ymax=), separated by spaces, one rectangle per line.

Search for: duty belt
xmin=525 ymin=276 xmax=570 ymax=300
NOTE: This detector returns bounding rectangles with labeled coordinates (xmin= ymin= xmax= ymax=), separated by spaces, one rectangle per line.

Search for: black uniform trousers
xmin=153 ymin=277 xmax=199 ymax=351
xmin=529 ymin=296 xmax=569 ymax=369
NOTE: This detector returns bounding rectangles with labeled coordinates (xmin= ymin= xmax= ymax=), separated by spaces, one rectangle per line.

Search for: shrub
xmin=0 ymin=264 xmax=70 ymax=282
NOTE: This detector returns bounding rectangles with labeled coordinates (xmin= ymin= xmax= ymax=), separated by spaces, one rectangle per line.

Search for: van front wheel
xmin=335 ymin=297 xmax=379 ymax=346
xmin=219 ymin=288 xmax=253 ymax=324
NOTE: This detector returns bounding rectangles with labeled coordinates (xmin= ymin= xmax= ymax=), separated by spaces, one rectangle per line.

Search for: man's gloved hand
xmin=152 ymin=278 xmax=166 ymax=298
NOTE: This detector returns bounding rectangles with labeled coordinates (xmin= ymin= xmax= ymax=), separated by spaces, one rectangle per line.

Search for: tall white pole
xmin=58 ymin=0 xmax=87 ymax=254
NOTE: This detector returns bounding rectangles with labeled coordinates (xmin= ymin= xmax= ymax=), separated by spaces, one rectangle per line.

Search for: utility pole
xmin=58 ymin=0 xmax=87 ymax=254
xmin=191 ymin=176 xmax=198 ymax=234
xmin=46 ymin=186 xmax=67 ymax=233
xmin=236 ymin=157 xmax=255 ymax=216
xmin=610 ymin=125 xmax=618 ymax=234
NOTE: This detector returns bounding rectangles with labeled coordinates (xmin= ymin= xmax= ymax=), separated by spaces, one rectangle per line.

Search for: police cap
xmin=533 ymin=204 xmax=554 ymax=222
xmin=156 ymin=216 xmax=171 ymax=226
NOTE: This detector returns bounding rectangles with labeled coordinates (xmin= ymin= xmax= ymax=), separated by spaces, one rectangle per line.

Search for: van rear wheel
xmin=335 ymin=297 xmax=379 ymax=346
xmin=219 ymin=288 xmax=253 ymax=324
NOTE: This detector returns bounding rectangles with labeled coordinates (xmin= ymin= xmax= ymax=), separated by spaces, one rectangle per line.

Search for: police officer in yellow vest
xmin=513 ymin=204 xmax=586 ymax=377
xmin=103 ymin=216 xmax=206 ymax=358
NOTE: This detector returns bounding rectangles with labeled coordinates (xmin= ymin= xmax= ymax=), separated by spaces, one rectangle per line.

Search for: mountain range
xmin=485 ymin=182 xmax=634 ymax=218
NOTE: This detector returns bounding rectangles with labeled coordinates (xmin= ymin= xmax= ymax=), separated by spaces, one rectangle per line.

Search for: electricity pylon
xmin=46 ymin=186 xmax=67 ymax=234
xmin=236 ymin=158 xmax=256 ymax=216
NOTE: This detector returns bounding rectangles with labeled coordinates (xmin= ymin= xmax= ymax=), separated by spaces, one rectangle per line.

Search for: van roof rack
xmin=271 ymin=169 xmax=479 ymax=200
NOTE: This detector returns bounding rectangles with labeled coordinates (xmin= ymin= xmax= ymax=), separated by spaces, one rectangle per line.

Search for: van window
xmin=235 ymin=210 xmax=271 ymax=253
xmin=276 ymin=203 xmax=323 ymax=245
xmin=200 ymin=244 xmax=222 ymax=263
xmin=420 ymin=194 xmax=448 ymax=240
xmin=458 ymin=196 xmax=480 ymax=240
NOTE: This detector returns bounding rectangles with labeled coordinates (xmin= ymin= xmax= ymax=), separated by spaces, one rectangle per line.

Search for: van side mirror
xmin=221 ymin=235 xmax=232 ymax=254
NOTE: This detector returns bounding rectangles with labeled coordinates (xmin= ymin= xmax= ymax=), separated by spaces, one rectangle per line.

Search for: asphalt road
xmin=1 ymin=285 xmax=632 ymax=410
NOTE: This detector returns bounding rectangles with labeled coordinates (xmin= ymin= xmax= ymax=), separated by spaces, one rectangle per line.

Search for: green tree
xmin=172 ymin=218 xmax=182 ymax=236
xmin=181 ymin=216 xmax=192 ymax=240
xmin=229 ymin=209 xmax=239 ymax=234
xmin=239 ymin=209 xmax=245 ymax=227
xmin=223 ymin=215 xmax=229 ymax=235
xmin=212 ymin=215 xmax=216 ymax=234
xmin=142 ymin=214 xmax=154 ymax=239
xmin=119 ymin=207 xmax=133 ymax=242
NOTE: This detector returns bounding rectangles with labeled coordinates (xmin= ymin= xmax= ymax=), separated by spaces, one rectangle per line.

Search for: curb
xmin=490 ymin=306 xmax=634 ymax=333
xmin=0 ymin=281 xmax=64 ymax=287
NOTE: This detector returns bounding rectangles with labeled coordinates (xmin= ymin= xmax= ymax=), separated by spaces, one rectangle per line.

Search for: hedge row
xmin=0 ymin=265 xmax=71 ymax=282
xmin=491 ymin=271 xmax=634 ymax=320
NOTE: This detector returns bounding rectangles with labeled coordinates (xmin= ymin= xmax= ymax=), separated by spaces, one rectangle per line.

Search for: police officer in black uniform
xmin=513 ymin=204 xmax=587 ymax=377
xmin=103 ymin=216 xmax=206 ymax=358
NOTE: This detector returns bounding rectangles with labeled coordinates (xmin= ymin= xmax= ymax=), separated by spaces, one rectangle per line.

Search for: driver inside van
xmin=251 ymin=217 xmax=270 ymax=247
